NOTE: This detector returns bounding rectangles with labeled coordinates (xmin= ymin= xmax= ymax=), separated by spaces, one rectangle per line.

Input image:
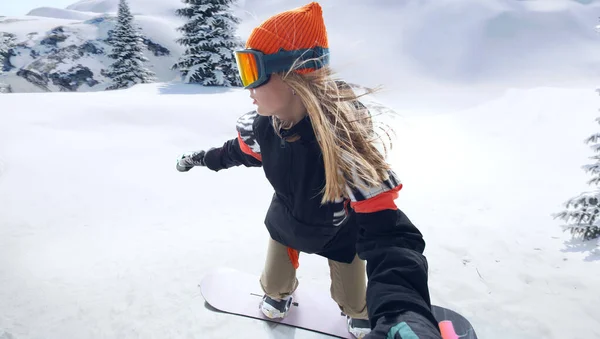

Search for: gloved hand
xmin=176 ymin=150 xmax=206 ymax=172
xmin=365 ymin=311 xmax=442 ymax=339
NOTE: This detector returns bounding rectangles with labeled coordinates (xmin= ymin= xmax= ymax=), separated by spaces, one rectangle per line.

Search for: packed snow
xmin=1 ymin=0 xmax=600 ymax=339
xmin=2 ymin=82 xmax=598 ymax=339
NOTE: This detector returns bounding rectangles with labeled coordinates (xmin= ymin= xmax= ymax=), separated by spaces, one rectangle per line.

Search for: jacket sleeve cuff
xmin=203 ymin=147 xmax=224 ymax=171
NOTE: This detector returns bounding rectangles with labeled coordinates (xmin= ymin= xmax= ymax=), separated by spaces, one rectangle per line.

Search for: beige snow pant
xmin=259 ymin=237 xmax=369 ymax=320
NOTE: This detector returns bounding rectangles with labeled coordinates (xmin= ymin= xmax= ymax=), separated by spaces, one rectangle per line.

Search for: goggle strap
xmin=263 ymin=47 xmax=330 ymax=74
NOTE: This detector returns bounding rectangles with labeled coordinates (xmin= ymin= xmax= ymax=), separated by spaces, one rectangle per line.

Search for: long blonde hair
xmin=276 ymin=62 xmax=394 ymax=204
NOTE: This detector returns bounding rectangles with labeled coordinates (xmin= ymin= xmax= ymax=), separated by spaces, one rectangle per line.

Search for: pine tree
xmin=172 ymin=0 xmax=243 ymax=86
xmin=0 ymin=34 xmax=8 ymax=67
xmin=554 ymin=93 xmax=600 ymax=241
xmin=105 ymin=0 xmax=155 ymax=90
xmin=0 ymin=32 xmax=14 ymax=93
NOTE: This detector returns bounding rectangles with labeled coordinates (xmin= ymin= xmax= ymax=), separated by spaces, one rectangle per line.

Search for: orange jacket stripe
xmin=351 ymin=184 xmax=403 ymax=213
xmin=237 ymin=132 xmax=262 ymax=162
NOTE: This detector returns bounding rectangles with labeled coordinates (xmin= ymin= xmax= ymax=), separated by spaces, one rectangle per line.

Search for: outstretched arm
xmin=177 ymin=111 xmax=262 ymax=172
xmin=349 ymin=171 xmax=442 ymax=339
xmin=203 ymin=134 xmax=262 ymax=171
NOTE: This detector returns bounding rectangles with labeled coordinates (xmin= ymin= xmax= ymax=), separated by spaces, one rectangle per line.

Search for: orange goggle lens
xmin=235 ymin=52 xmax=260 ymax=87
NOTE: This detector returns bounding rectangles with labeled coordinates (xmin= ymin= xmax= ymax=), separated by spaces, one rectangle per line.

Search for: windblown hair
xmin=276 ymin=59 xmax=395 ymax=204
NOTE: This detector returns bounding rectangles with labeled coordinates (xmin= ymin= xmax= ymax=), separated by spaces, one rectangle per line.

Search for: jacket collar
xmin=277 ymin=115 xmax=316 ymax=142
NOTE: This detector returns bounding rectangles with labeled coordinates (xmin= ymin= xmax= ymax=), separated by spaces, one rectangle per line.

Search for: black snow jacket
xmin=201 ymin=109 xmax=442 ymax=338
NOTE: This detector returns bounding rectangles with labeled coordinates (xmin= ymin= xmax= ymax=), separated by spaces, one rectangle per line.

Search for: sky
xmin=0 ymin=0 xmax=75 ymax=16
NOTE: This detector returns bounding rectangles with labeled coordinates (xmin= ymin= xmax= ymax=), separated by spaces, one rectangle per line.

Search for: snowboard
xmin=199 ymin=267 xmax=478 ymax=339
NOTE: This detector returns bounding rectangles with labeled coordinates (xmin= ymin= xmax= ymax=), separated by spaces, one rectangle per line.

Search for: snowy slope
xmin=0 ymin=83 xmax=599 ymax=339
xmin=26 ymin=7 xmax=98 ymax=21
xmin=67 ymin=0 xmax=181 ymax=17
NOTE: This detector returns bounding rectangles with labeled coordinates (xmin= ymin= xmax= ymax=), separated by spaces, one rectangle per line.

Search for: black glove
xmin=176 ymin=150 xmax=206 ymax=172
xmin=365 ymin=311 xmax=442 ymax=339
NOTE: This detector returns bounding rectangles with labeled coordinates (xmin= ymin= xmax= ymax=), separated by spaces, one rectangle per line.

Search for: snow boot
xmin=259 ymin=295 xmax=293 ymax=319
xmin=347 ymin=316 xmax=371 ymax=339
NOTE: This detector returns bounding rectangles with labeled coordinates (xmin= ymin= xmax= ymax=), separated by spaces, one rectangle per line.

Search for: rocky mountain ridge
xmin=0 ymin=10 xmax=180 ymax=92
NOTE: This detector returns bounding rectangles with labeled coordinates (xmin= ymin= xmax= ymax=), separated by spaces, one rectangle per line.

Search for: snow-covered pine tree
xmin=105 ymin=0 xmax=155 ymax=90
xmin=554 ymin=95 xmax=600 ymax=241
xmin=0 ymin=33 xmax=14 ymax=93
xmin=0 ymin=34 xmax=7 ymax=68
xmin=172 ymin=0 xmax=243 ymax=86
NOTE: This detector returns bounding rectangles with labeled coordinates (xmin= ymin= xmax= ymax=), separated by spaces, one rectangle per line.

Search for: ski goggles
xmin=234 ymin=47 xmax=330 ymax=89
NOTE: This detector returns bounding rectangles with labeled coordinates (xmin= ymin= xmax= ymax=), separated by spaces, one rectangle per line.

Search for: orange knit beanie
xmin=245 ymin=2 xmax=329 ymax=73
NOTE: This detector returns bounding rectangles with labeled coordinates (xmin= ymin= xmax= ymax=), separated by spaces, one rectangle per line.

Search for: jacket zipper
xmin=286 ymin=140 xmax=294 ymax=199
xmin=279 ymin=130 xmax=294 ymax=199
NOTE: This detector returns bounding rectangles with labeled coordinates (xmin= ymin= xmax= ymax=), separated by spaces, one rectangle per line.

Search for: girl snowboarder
xmin=177 ymin=2 xmax=442 ymax=338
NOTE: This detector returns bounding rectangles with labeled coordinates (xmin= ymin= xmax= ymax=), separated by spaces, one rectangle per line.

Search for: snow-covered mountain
xmin=0 ymin=4 xmax=182 ymax=92
xmin=0 ymin=0 xmax=599 ymax=93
